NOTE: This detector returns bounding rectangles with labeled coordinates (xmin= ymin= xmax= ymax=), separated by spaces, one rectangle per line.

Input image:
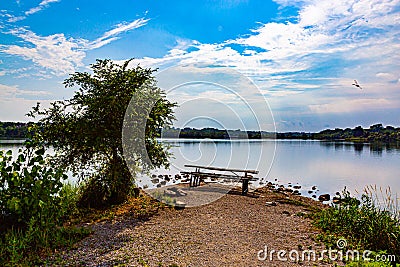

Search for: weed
xmin=313 ymin=187 xmax=400 ymax=265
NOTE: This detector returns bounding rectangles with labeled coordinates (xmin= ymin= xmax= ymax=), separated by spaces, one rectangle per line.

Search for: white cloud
xmin=1 ymin=28 xmax=86 ymax=76
xmin=8 ymin=15 xmax=26 ymax=22
xmin=1 ymin=18 xmax=149 ymax=76
xmin=0 ymin=84 xmax=17 ymax=98
xmin=376 ymin=72 xmax=397 ymax=80
xmin=25 ymin=0 xmax=60 ymax=16
xmin=272 ymin=0 xmax=306 ymax=6
xmin=128 ymin=0 xmax=400 ymax=127
xmin=308 ymin=98 xmax=398 ymax=114
xmin=168 ymin=89 xmax=242 ymax=105
xmin=40 ymin=0 xmax=60 ymax=5
xmin=1 ymin=0 xmax=60 ymax=22
xmin=137 ymin=0 xmax=399 ymax=80
xmin=0 ymin=84 xmax=50 ymax=98
xmin=0 ymin=98 xmax=52 ymax=122
xmin=88 ymin=18 xmax=149 ymax=49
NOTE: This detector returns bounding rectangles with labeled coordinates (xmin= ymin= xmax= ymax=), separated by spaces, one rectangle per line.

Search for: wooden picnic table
xmin=181 ymin=164 xmax=259 ymax=195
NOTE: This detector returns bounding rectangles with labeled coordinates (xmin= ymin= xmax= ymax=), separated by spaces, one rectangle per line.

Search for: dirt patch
xmin=48 ymin=187 xmax=338 ymax=267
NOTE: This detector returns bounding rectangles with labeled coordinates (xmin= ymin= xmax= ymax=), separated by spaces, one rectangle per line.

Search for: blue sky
xmin=0 ymin=0 xmax=399 ymax=131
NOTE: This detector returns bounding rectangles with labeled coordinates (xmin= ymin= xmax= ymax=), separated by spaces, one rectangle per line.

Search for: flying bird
xmin=352 ymin=80 xmax=363 ymax=89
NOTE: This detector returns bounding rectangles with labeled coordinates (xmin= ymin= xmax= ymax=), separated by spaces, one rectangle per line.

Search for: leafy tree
xmin=0 ymin=145 xmax=67 ymax=230
xmin=28 ymin=59 xmax=176 ymax=207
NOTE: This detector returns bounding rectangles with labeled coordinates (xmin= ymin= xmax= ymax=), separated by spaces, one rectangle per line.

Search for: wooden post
xmin=194 ymin=168 xmax=199 ymax=187
xmin=242 ymin=179 xmax=249 ymax=195
xmin=242 ymin=172 xmax=249 ymax=195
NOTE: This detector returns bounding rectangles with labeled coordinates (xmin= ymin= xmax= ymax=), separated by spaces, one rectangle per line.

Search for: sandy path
xmin=49 ymin=188 xmax=336 ymax=267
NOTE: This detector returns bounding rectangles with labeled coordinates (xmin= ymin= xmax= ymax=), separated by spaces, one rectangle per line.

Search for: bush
xmin=313 ymin=187 xmax=400 ymax=265
xmin=0 ymin=145 xmax=67 ymax=229
xmin=0 ymin=145 xmax=88 ymax=265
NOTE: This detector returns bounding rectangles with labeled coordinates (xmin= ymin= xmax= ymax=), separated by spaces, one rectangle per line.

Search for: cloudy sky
xmin=0 ymin=0 xmax=399 ymax=131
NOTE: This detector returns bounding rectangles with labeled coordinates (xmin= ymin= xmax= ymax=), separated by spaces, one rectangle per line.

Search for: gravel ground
xmin=47 ymin=187 xmax=339 ymax=267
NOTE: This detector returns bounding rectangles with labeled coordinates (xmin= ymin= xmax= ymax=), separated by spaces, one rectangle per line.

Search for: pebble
xmin=318 ymin=194 xmax=330 ymax=202
xmin=265 ymin=201 xmax=277 ymax=206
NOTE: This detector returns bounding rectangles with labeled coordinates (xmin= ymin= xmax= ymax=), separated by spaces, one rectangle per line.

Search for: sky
xmin=0 ymin=0 xmax=399 ymax=131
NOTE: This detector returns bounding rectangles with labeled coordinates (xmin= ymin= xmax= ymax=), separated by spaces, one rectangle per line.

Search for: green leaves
xmin=27 ymin=59 xmax=176 ymax=207
xmin=0 ymin=147 xmax=66 ymax=227
xmin=313 ymin=188 xmax=400 ymax=263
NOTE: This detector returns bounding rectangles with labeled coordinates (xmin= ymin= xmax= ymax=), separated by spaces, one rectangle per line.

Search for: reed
xmin=313 ymin=186 xmax=400 ymax=265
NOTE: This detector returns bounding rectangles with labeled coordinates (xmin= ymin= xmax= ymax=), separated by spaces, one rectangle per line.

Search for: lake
xmin=1 ymin=139 xmax=399 ymax=199
xmin=146 ymin=139 xmax=400 ymax=199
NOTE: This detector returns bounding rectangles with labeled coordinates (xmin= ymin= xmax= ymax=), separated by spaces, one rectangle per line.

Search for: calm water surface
xmin=153 ymin=139 xmax=400 ymax=198
xmin=1 ymin=139 xmax=399 ymax=198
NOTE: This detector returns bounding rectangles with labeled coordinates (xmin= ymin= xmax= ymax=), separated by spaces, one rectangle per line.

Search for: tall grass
xmin=363 ymin=185 xmax=399 ymax=221
xmin=0 ymin=182 xmax=90 ymax=266
xmin=313 ymin=186 xmax=400 ymax=265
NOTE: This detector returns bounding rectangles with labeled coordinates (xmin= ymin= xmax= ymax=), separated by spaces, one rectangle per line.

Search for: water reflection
xmin=319 ymin=141 xmax=400 ymax=157
xmin=334 ymin=142 xmax=344 ymax=151
xmin=370 ymin=143 xmax=383 ymax=156
xmin=354 ymin=143 xmax=364 ymax=155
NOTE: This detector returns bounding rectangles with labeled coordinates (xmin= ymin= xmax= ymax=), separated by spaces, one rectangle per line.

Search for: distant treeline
xmin=314 ymin=124 xmax=400 ymax=142
xmin=162 ymin=124 xmax=400 ymax=142
xmin=161 ymin=127 xmax=314 ymax=139
xmin=1 ymin=122 xmax=400 ymax=142
xmin=161 ymin=127 xmax=275 ymax=139
xmin=0 ymin=122 xmax=34 ymax=139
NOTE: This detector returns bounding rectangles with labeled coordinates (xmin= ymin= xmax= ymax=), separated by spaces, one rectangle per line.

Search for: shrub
xmin=313 ymin=187 xmax=400 ymax=265
xmin=0 ymin=145 xmax=67 ymax=230
xmin=0 ymin=145 xmax=88 ymax=265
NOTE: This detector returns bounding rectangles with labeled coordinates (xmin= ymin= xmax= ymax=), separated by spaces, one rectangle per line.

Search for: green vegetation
xmin=28 ymin=59 xmax=176 ymax=208
xmin=345 ymin=260 xmax=394 ymax=266
xmin=3 ymin=122 xmax=400 ymax=144
xmin=315 ymin=124 xmax=400 ymax=142
xmin=162 ymin=127 xmax=275 ymax=139
xmin=0 ymin=145 xmax=90 ymax=266
xmin=0 ymin=121 xmax=33 ymax=139
xmin=313 ymin=187 xmax=399 ymax=266
xmin=1 ymin=59 xmax=177 ymax=265
xmin=162 ymin=124 xmax=400 ymax=142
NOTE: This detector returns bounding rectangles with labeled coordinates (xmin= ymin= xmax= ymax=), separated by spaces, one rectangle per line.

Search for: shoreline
xmin=47 ymin=185 xmax=336 ymax=266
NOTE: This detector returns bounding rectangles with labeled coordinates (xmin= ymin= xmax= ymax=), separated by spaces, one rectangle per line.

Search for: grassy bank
xmin=312 ymin=186 xmax=399 ymax=266
xmin=0 ymin=184 xmax=166 ymax=266
xmin=0 ymin=182 xmax=90 ymax=266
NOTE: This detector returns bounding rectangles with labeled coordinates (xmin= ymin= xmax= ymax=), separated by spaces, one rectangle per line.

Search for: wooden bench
xmin=181 ymin=164 xmax=259 ymax=196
